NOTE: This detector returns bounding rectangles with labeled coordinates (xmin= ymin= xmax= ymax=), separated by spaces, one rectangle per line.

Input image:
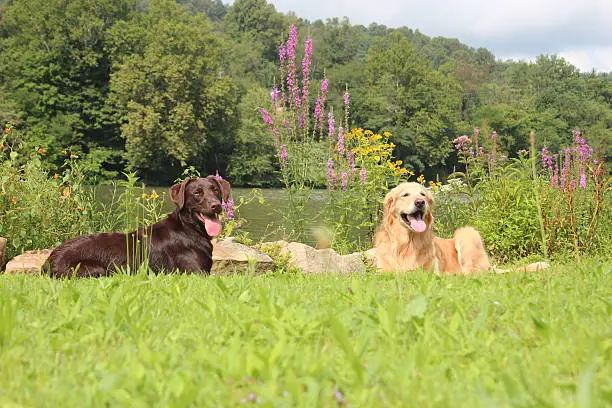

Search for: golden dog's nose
xmin=415 ymin=199 xmax=425 ymax=208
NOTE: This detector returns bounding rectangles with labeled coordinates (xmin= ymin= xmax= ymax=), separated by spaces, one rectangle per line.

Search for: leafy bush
xmin=432 ymin=128 xmax=610 ymax=262
xmin=0 ymin=144 xmax=168 ymax=260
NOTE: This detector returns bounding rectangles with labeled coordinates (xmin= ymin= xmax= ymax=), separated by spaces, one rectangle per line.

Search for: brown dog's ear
xmin=170 ymin=178 xmax=193 ymax=210
xmin=207 ymin=175 xmax=232 ymax=202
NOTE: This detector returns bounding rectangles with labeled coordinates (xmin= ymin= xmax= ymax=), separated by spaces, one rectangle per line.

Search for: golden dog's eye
xmin=401 ymin=192 xmax=410 ymax=197
xmin=420 ymin=192 xmax=426 ymax=197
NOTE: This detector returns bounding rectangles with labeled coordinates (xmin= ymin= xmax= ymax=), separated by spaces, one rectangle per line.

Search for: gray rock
xmin=4 ymin=249 xmax=53 ymax=274
xmin=211 ymin=237 xmax=274 ymax=275
xmin=277 ymin=241 xmax=367 ymax=274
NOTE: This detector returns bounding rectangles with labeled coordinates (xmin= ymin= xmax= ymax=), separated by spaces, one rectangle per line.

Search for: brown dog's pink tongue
xmin=410 ymin=218 xmax=427 ymax=232
xmin=197 ymin=214 xmax=222 ymax=236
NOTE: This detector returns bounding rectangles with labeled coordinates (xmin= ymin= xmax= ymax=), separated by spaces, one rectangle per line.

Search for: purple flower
xmin=541 ymin=147 xmax=553 ymax=170
xmin=284 ymin=25 xmax=299 ymax=108
xmin=270 ymin=88 xmax=280 ymax=103
xmin=214 ymin=171 xmax=223 ymax=180
xmin=320 ymin=79 xmax=328 ymax=99
xmin=337 ymin=127 xmax=345 ymax=156
xmin=328 ymin=112 xmax=335 ymax=137
xmin=552 ymin=154 xmax=559 ymax=187
xmin=359 ymin=167 xmax=366 ymax=183
xmin=280 ymin=144 xmax=287 ymax=163
xmin=221 ymin=199 xmax=235 ymax=220
xmin=313 ymin=98 xmax=324 ymax=124
xmin=341 ymin=172 xmax=348 ymax=191
xmin=301 ymin=39 xmax=312 ymax=106
xmin=313 ymin=79 xmax=328 ymax=130
xmin=474 ymin=127 xmax=480 ymax=138
xmin=298 ymin=113 xmax=305 ymax=128
xmin=348 ymin=150 xmax=356 ymax=174
xmin=343 ymin=91 xmax=350 ymax=106
xmin=452 ymin=135 xmax=472 ymax=151
xmin=491 ymin=131 xmax=498 ymax=141
xmin=327 ymin=158 xmax=335 ymax=188
xmin=259 ymin=108 xmax=273 ymax=126
xmin=579 ymin=168 xmax=587 ymax=189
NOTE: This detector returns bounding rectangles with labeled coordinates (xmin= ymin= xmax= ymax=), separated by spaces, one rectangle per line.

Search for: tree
xmin=355 ymin=33 xmax=462 ymax=171
xmin=0 ymin=0 xmax=134 ymax=178
xmin=224 ymin=0 xmax=286 ymax=62
xmin=226 ymin=87 xmax=278 ymax=186
xmin=108 ymin=0 xmax=237 ymax=183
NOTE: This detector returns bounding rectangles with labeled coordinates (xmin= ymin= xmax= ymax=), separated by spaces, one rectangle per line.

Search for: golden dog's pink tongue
xmin=410 ymin=218 xmax=427 ymax=232
xmin=197 ymin=214 xmax=222 ymax=236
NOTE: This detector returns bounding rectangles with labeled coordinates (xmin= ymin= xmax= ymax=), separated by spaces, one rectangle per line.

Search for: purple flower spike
xmin=337 ymin=127 xmax=345 ymax=156
xmin=328 ymin=112 xmax=335 ymax=137
xmin=259 ymin=108 xmax=273 ymax=126
xmin=359 ymin=167 xmax=366 ymax=183
xmin=221 ymin=199 xmax=235 ymax=220
xmin=341 ymin=172 xmax=348 ymax=191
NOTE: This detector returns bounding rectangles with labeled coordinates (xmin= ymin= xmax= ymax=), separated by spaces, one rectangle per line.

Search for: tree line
xmin=0 ymin=0 xmax=610 ymax=186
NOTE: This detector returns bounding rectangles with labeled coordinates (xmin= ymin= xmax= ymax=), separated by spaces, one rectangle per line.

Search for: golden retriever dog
xmin=374 ymin=182 xmax=548 ymax=274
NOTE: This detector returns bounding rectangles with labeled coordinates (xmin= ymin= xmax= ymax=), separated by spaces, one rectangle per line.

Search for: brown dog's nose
xmin=415 ymin=199 xmax=425 ymax=208
xmin=211 ymin=203 xmax=221 ymax=213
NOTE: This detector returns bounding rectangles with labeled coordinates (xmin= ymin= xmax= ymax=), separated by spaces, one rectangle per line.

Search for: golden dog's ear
xmin=424 ymin=188 xmax=434 ymax=229
xmin=382 ymin=190 xmax=396 ymax=216
xmin=425 ymin=208 xmax=434 ymax=229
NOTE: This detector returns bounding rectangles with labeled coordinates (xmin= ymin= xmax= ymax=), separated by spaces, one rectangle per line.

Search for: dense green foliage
xmin=1 ymin=0 xmax=610 ymax=185
xmin=1 ymin=262 xmax=610 ymax=406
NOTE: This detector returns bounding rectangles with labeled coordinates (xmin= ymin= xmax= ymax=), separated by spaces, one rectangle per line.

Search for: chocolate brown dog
xmin=47 ymin=176 xmax=231 ymax=277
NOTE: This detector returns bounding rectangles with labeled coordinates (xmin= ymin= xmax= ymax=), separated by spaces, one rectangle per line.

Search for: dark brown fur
xmin=46 ymin=176 xmax=231 ymax=278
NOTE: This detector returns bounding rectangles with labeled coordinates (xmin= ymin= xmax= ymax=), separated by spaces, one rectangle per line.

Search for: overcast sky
xmin=264 ymin=0 xmax=612 ymax=73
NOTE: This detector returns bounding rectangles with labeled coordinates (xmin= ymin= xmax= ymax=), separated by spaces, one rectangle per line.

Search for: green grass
xmin=0 ymin=262 xmax=611 ymax=407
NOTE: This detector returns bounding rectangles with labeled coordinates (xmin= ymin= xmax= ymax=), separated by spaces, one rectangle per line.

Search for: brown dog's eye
xmin=193 ymin=190 xmax=201 ymax=196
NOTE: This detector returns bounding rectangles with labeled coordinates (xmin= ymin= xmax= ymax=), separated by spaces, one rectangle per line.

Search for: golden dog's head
xmin=383 ymin=182 xmax=434 ymax=233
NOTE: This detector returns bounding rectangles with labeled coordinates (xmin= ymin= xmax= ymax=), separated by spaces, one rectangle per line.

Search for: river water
xmin=103 ymin=186 xmax=328 ymax=245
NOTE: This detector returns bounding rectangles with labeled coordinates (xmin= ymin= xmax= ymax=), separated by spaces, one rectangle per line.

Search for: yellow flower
xmin=141 ymin=193 xmax=148 ymax=199
xmin=150 ymin=191 xmax=159 ymax=199
xmin=383 ymin=131 xmax=392 ymax=137
xmin=417 ymin=174 xmax=425 ymax=184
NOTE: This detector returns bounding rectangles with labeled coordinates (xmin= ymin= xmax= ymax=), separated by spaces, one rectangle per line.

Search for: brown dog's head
xmin=383 ymin=182 xmax=434 ymax=233
xmin=170 ymin=176 xmax=231 ymax=237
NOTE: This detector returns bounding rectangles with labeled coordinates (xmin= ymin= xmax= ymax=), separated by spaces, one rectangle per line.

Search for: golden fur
xmin=374 ymin=182 xmax=548 ymax=274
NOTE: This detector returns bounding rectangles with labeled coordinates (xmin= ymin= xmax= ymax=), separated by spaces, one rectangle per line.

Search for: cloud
xmin=264 ymin=0 xmax=612 ymax=72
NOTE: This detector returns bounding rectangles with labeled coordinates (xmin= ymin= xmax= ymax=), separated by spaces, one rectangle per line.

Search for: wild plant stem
xmin=529 ymin=131 xmax=549 ymax=259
